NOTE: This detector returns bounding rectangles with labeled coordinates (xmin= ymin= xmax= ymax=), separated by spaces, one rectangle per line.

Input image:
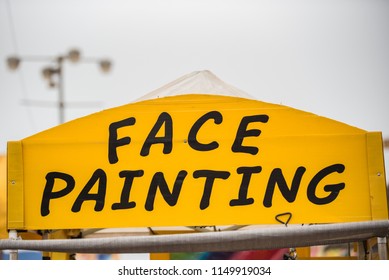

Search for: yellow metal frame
xmin=366 ymin=132 xmax=388 ymax=220
xmin=7 ymin=141 xmax=25 ymax=229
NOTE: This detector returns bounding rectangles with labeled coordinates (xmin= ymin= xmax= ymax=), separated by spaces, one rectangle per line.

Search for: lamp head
xmin=68 ymin=49 xmax=81 ymax=63
xmin=7 ymin=57 xmax=20 ymax=70
xmin=99 ymin=60 xmax=112 ymax=73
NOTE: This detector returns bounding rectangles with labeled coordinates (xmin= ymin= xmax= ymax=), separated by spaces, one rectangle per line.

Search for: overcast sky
xmin=1 ymin=0 xmax=389 ymax=170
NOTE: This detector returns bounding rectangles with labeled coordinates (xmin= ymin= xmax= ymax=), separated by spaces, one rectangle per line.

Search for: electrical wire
xmin=5 ymin=0 xmax=36 ymax=130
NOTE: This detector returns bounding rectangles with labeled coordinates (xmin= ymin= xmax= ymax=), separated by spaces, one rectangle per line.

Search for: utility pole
xmin=7 ymin=48 xmax=112 ymax=124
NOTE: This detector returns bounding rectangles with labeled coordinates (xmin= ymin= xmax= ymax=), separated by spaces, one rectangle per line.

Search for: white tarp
xmin=135 ymin=70 xmax=255 ymax=101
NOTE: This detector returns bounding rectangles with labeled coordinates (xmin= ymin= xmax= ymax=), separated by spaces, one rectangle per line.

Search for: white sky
xmin=1 ymin=0 xmax=389 ymax=170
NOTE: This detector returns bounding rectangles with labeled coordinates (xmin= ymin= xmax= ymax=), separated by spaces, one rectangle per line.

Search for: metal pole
xmin=8 ymin=230 xmax=18 ymax=260
xmin=57 ymin=57 xmax=65 ymax=124
xmin=42 ymin=231 xmax=51 ymax=260
xmin=357 ymin=241 xmax=370 ymax=260
xmin=377 ymin=237 xmax=388 ymax=260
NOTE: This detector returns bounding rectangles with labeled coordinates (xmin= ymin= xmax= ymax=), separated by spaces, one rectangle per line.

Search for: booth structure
xmin=1 ymin=71 xmax=388 ymax=260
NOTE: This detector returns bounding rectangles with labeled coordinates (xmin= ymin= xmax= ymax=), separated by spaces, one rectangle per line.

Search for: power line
xmin=5 ymin=0 xmax=18 ymax=52
xmin=5 ymin=0 xmax=36 ymax=130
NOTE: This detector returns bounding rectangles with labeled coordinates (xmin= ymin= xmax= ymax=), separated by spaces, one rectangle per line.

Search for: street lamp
xmin=6 ymin=48 xmax=112 ymax=124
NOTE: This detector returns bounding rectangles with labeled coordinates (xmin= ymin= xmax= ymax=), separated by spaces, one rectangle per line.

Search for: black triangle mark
xmin=275 ymin=212 xmax=292 ymax=226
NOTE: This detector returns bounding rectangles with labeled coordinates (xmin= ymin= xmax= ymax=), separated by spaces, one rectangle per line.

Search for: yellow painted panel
xmin=7 ymin=141 xmax=25 ymax=229
xmin=366 ymin=132 xmax=388 ymax=220
xmin=150 ymin=253 xmax=170 ymax=260
xmin=0 ymin=155 xmax=7 ymax=238
xmin=7 ymin=94 xmax=387 ymax=230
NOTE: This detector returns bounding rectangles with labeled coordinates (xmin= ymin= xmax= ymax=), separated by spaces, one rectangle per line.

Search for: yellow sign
xmin=7 ymin=94 xmax=388 ymax=230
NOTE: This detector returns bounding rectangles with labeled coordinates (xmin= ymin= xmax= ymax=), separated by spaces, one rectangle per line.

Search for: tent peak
xmin=135 ymin=70 xmax=255 ymax=101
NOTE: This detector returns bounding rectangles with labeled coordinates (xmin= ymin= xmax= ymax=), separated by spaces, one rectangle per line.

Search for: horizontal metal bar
xmin=0 ymin=220 xmax=388 ymax=254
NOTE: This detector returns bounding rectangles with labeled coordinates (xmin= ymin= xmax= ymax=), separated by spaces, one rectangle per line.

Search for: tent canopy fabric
xmin=135 ymin=70 xmax=255 ymax=101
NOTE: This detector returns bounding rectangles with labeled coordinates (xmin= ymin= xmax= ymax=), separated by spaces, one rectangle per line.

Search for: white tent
xmin=135 ymin=70 xmax=255 ymax=101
